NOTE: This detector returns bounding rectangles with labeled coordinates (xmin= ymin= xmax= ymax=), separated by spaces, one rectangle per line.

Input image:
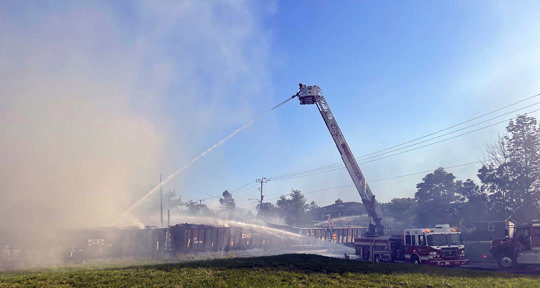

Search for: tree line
xmin=392 ymin=114 xmax=540 ymax=227
xmin=165 ymin=188 xmax=320 ymax=226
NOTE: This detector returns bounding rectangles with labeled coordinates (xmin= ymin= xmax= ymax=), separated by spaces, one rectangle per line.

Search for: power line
xmin=265 ymin=161 xmax=482 ymax=201
xmin=287 ymin=93 xmax=538 ymax=177
xmin=267 ymin=97 xmax=540 ymax=182
xmin=168 ymin=178 xmax=260 ymax=203
xmin=167 ymin=92 xmax=540 ymax=204
xmin=234 ymin=183 xmax=261 ymax=195
xmin=171 ymin=179 xmax=261 ymax=203
xmin=264 ymin=185 xmax=352 ymax=201
xmin=171 ymin=179 xmax=218 ymax=198
xmin=368 ymin=161 xmax=481 ymax=183
xmin=358 ymin=101 xmax=540 ymax=162
xmin=229 ymin=180 xmax=258 ymax=193
xmin=269 ymin=104 xmax=540 ymax=181
xmin=268 ymin=112 xmax=533 ymax=181
xmin=358 ymin=92 xmax=540 ymax=160
xmin=359 ymin=108 xmax=540 ymax=165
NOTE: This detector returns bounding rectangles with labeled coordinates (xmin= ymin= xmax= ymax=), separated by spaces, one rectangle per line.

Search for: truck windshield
xmin=427 ymin=234 xmax=463 ymax=246
xmin=427 ymin=234 xmax=447 ymax=246
xmin=447 ymin=234 xmax=463 ymax=245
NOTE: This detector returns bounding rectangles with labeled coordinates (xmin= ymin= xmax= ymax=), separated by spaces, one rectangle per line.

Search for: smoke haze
xmin=0 ymin=1 xmax=275 ymax=231
xmin=0 ymin=32 xmax=164 ymax=230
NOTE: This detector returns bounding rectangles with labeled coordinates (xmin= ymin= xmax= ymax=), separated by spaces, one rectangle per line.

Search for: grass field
xmin=1 ymin=254 xmax=539 ymax=288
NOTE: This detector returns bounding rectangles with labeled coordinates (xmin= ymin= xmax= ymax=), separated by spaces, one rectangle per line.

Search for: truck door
xmin=514 ymin=226 xmax=540 ymax=265
xmin=529 ymin=227 xmax=540 ymax=264
xmin=531 ymin=227 xmax=540 ymax=249
xmin=515 ymin=227 xmax=531 ymax=250
xmin=416 ymin=235 xmax=429 ymax=260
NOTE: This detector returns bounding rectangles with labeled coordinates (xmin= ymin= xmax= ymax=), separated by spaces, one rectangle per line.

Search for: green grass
xmin=1 ymin=254 xmax=539 ymax=287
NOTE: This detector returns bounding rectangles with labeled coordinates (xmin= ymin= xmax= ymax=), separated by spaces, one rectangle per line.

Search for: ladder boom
xmin=295 ymin=84 xmax=383 ymax=235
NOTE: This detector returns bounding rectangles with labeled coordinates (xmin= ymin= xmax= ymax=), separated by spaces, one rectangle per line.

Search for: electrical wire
xmin=358 ymin=92 xmax=540 ymax=160
xmin=232 ymin=183 xmax=260 ymax=195
xmin=359 ymin=108 xmax=540 ymax=164
xmin=265 ymin=161 xmax=482 ymax=200
xmin=267 ymin=95 xmax=540 ymax=182
xmin=171 ymin=180 xmax=216 ymax=198
xmin=358 ymin=101 xmax=540 ymax=162
xmin=170 ymin=92 xmax=540 ymax=203
xmin=229 ymin=181 xmax=258 ymax=193
xmin=368 ymin=161 xmax=480 ymax=183
xmin=267 ymin=111 xmax=535 ymax=181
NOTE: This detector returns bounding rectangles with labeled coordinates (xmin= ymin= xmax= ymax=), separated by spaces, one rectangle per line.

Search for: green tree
xmin=276 ymin=189 xmax=308 ymax=226
xmin=380 ymin=198 xmax=416 ymax=227
xmin=219 ymin=190 xmax=236 ymax=211
xmin=454 ymin=179 xmax=489 ymax=228
xmin=305 ymin=201 xmax=320 ymax=223
xmin=256 ymin=202 xmax=278 ymax=218
xmin=184 ymin=200 xmax=213 ymax=216
xmin=307 ymin=201 xmax=319 ymax=211
xmin=415 ymin=168 xmax=461 ymax=227
xmin=478 ymin=114 xmax=540 ymax=222
xmin=165 ymin=190 xmax=183 ymax=210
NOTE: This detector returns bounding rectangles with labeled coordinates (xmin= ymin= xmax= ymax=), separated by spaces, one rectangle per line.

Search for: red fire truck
xmin=490 ymin=220 xmax=540 ymax=269
xmin=354 ymin=224 xmax=469 ymax=267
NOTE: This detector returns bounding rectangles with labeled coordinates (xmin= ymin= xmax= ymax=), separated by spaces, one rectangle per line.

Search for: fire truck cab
xmin=490 ymin=220 xmax=540 ymax=269
xmin=355 ymin=224 xmax=469 ymax=267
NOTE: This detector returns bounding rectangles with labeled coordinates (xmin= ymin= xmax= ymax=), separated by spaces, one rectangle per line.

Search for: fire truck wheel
xmin=410 ymin=255 xmax=420 ymax=265
xmin=497 ymin=254 xmax=516 ymax=269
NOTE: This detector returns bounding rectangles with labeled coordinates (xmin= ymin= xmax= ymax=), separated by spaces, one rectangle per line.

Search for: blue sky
xmin=1 ymin=1 xmax=540 ymax=227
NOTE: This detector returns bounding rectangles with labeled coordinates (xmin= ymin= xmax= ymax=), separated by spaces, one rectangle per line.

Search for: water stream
xmin=167 ymin=215 xmax=355 ymax=259
xmin=121 ymin=96 xmax=295 ymax=217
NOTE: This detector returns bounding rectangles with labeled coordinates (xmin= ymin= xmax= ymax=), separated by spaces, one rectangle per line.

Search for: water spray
xmin=121 ymin=95 xmax=296 ymax=217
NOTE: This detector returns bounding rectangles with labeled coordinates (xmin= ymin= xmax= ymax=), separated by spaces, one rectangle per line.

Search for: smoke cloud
xmin=0 ymin=1 xmax=275 ymax=232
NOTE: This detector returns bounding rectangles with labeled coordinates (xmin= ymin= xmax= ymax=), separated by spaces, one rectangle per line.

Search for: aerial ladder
xmin=293 ymin=83 xmax=384 ymax=235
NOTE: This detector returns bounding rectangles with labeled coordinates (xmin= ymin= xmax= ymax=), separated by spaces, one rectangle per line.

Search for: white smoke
xmin=0 ymin=1 xmax=276 ymax=231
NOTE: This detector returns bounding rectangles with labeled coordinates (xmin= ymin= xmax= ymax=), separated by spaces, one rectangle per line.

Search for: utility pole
xmin=160 ymin=173 xmax=163 ymax=228
xmin=256 ymin=177 xmax=268 ymax=212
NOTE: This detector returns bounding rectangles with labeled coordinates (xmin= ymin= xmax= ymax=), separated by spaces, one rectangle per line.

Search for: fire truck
xmin=354 ymin=224 xmax=469 ymax=266
xmin=490 ymin=220 xmax=540 ymax=269
xmin=293 ymin=84 xmax=468 ymax=266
